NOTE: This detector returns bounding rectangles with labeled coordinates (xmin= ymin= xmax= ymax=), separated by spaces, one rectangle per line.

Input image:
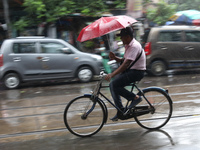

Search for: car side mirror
xmin=61 ymin=48 xmax=72 ymax=54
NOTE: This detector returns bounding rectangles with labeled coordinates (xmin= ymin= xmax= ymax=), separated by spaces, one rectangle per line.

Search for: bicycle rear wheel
xmin=64 ymin=95 xmax=106 ymax=137
xmin=135 ymin=88 xmax=173 ymax=129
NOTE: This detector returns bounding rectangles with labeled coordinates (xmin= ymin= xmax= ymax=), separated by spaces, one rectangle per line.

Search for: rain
xmin=1 ymin=0 xmax=200 ymax=150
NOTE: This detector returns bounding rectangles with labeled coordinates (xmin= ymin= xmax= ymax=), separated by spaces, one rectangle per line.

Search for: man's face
xmin=120 ymin=35 xmax=129 ymax=45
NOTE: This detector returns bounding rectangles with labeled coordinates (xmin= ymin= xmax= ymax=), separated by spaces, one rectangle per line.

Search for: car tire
xmin=3 ymin=73 xmax=21 ymax=89
xmin=149 ymin=60 xmax=166 ymax=76
xmin=77 ymin=67 xmax=93 ymax=83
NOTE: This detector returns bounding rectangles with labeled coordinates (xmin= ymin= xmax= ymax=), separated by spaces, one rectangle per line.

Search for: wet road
xmin=1 ymin=70 xmax=200 ymax=150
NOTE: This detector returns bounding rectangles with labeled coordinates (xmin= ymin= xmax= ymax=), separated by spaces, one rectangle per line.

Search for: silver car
xmin=0 ymin=37 xmax=103 ymax=89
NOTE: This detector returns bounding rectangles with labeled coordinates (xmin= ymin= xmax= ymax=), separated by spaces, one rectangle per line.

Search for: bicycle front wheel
xmin=64 ymin=95 xmax=106 ymax=137
xmin=135 ymin=88 xmax=173 ymax=129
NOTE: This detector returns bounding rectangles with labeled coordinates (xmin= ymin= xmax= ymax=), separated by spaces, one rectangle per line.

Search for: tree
xmin=142 ymin=0 xmax=153 ymax=7
xmin=167 ymin=0 xmax=200 ymax=11
xmin=14 ymin=0 xmax=108 ymax=31
xmin=146 ymin=1 xmax=177 ymax=25
xmin=74 ymin=0 xmax=107 ymax=16
xmin=113 ymin=0 xmax=126 ymax=9
xmin=2 ymin=0 xmax=11 ymax=38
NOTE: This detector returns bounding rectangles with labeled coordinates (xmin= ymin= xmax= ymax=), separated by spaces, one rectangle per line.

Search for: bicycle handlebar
xmin=99 ymin=71 xmax=107 ymax=79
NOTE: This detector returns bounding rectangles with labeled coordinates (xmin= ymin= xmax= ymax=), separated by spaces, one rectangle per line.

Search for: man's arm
xmin=111 ymin=59 xmax=131 ymax=76
xmin=105 ymin=59 xmax=132 ymax=81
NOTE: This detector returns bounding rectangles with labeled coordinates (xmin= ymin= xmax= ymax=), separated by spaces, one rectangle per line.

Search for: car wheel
xmin=77 ymin=67 xmax=93 ymax=82
xmin=3 ymin=73 xmax=21 ymax=89
xmin=150 ymin=60 xmax=166 ymax=76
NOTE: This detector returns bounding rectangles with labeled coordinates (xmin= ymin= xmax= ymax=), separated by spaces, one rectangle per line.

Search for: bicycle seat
xmin=129 ymin=81 xmax=140 ymax=86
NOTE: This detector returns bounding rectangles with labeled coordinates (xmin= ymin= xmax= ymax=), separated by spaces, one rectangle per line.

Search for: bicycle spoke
xmin=153 ymin=99 xmax=168 ymax=108
xmin=83 ymin=100 xmax=92 ymax=113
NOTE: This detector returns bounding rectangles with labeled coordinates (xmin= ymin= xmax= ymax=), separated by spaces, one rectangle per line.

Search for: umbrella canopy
xmin=77 ymin=15 xmax=137 ymax=42
xmin=177 ymin=10 xmax=200 ymax=20
xmin=169 ymin=10 xmax=200 ymax=25
xmin=193 ymin=19 xmax=200 ymax=26
xmin=169 ymin=13 xmax=192 ymax=25
xmin=175 ymin=14 xmax=193 ymax=25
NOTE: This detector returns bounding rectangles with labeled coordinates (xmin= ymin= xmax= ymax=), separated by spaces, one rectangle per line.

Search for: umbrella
xmin=77 ymin=15 xmax=137 ymax=42
xmin=169 ymin=10 xmax=200 ymax=25
xmin=169 ymin=13 xmax=192 ymax=25
xmin=193 ymin=19 xmax=200 ymax=26
xmin=174 ymin=14 xmax=193 ymax=25
xmin=177 ymin=10 xmax=200 ymax=20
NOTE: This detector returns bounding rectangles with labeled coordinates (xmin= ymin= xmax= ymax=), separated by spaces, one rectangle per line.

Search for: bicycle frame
xmin=90 ymin=73 xmax=155 ymax=115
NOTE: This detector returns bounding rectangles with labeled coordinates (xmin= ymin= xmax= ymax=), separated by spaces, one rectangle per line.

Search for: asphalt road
xmin=1 ymin=70 xmax=200 ymax=150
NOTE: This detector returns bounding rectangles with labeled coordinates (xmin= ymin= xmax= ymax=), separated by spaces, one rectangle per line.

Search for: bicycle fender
xmin=84 ymin=94 xmax=92 ymax=97
xmin=142 ymin=87 xmax=173 ymax=104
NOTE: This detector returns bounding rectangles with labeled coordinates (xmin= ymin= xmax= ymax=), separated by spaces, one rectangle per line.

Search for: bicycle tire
xmin=64 ymin=95 xmax=106 ymax=137
xmin=134 ymin=87 xmax=173 ymax=130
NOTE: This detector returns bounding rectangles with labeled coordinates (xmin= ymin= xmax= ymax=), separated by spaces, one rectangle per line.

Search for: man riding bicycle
xmin=105 ymin=26 xmax=146 ymax=121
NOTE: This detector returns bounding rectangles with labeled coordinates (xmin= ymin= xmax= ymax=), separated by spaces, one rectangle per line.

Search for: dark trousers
xmin=109 ymin=69 xmax=145 ymax=111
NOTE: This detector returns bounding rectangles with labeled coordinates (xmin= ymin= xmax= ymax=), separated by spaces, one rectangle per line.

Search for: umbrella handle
xmin=106 ymin=34 xmax=111 ymax=51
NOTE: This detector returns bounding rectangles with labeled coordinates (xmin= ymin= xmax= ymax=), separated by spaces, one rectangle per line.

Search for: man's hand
xmin=109 ymin=51 xmax=122 ymax=63
xmin=105 ymin=73 xmax=113 ymax=81
xmin=109 ymin=51 xmax=116 ymax=60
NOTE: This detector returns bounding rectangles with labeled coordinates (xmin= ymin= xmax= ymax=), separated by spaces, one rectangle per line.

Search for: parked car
xmin=144 ymin=25 xmax=200 ymax=76
xmin=0 ymin=37 xmax=103 ymax=89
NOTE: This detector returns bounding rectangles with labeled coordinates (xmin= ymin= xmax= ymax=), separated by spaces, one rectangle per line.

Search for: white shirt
xmin=124 ymin=38 xmax=146 ymax=70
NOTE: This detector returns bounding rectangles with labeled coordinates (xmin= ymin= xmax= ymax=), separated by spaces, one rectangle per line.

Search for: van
xmin=0 ymin=37 xmax=103 ymax=89
xmin=144 ymin=25 xmax=200 ymax=76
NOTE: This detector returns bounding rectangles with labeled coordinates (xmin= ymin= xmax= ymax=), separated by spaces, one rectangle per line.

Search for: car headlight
xmin=91 ymin=55 xmax=102 ymax=61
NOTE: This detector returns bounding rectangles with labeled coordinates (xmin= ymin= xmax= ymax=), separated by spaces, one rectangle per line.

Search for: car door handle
xmin=184 ymin=46 xmax=194 ymax=51
xmin=13 ymin=57 xmax=21 ymax=62
xmin=160 ymin=46 xmax=167 ymax=50
xmin=42 ymin=57 xmax=50 ymax=61
xmin=37 ymin=56 xmax=43 ymax=60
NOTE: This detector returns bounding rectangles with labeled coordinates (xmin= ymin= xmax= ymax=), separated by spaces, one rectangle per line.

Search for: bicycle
xmin=63 ymin=71 xmax=173 ymax=137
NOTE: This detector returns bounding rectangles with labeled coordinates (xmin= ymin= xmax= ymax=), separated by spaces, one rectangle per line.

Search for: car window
xmin=141 ymin=28 xmax=150 ymax=47
xmin=158 ymin=31 xmax=182 ymax=42
xmin=185 ymin=31 xmax=200 ymax=42
xmin=40 ymin=42 xmax=71 ymax=54
xmin=13 ymin=43 xmax=36 ymax=53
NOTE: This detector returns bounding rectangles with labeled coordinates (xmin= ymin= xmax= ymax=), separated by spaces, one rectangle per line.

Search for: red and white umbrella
xmin=77 ymin=15 xmax=137 ymax=42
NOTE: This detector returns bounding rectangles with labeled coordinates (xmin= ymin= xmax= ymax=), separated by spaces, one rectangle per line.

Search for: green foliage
xmin=13 ymin=17 xmax=30 ymax=31
xmin=23 ymin=0 xmax=75 ymax=23
xmin=75 ymin=0 xmax=108 ymax=16
xmin=14 ymin=0 xmax=108 ymax=31
xmin=113 ymin=0 xmax=126 ymax=9
xmin=168 ymin=0 xmax=200 ymax=11
xmin=84 ymin=41 xmax=95 ymax=49
xmin=142 ymin=0 xmax=153 ymax=6
xmin=147 ymin=1 xmax=177 ymax=25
